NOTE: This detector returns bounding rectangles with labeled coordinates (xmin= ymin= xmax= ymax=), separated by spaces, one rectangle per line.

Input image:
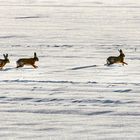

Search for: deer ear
xmin=3 ymin=54 xmax=6 ymax=58
xmin=6 ymin=54 xmax=8 ymax=57
xmin=34 ymin=52 xmax=37 ymax=57
xmin=119 ymin=49 xmax=123 ymax=53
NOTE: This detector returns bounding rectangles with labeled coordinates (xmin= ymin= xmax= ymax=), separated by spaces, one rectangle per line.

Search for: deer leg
xmin=32 ymin=64 xmax=38 ymax=68
xmin=123 ymin=62 xmax=128 ymax=65
xmin=16 ymin=65 xmax=24 ymax=68
xmin=106 ymin=60 xmax=111 ymax=66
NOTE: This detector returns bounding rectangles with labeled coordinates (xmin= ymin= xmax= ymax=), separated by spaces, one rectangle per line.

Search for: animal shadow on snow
xmin=3 ymin=67 xmax=37 ymax=71
xmin=71 ymin=65 xmax=97 ymax=70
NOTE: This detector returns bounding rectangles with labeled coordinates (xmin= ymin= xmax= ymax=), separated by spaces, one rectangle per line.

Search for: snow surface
xmin=0 ymin=0 xmax=140 ymax=139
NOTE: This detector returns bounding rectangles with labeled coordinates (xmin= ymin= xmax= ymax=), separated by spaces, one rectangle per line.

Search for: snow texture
xmin=0 ymin=0 xmax=140 ymax=139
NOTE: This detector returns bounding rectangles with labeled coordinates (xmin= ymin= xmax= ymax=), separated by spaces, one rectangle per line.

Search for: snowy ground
xmin=0 ymin=0 xmax=140 ymax=139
